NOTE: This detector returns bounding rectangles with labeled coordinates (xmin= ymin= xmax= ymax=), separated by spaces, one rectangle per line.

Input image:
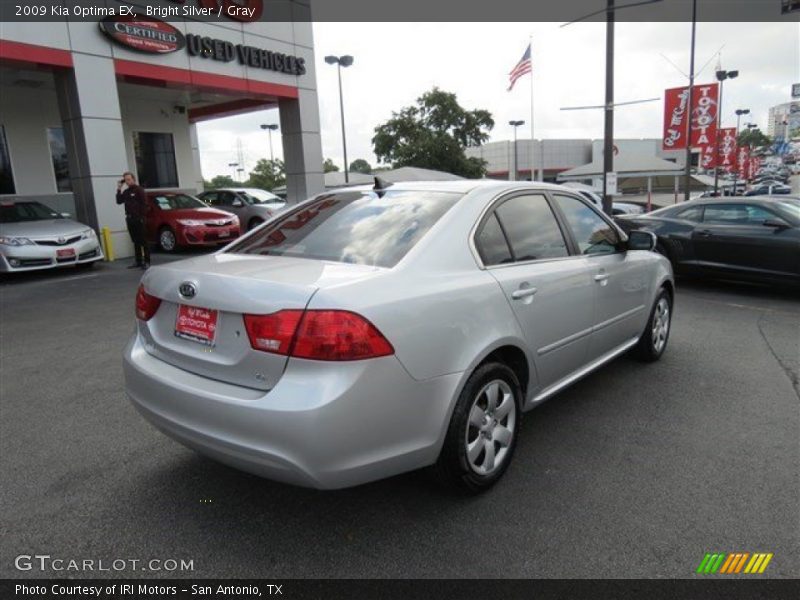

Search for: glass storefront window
xmin=47 ymin=128 xmax=72 ymax=193
xmin=133 ymin=131 xmax=178 ymax=188
xmin=0 ymin=125 xmax=15 ymax=195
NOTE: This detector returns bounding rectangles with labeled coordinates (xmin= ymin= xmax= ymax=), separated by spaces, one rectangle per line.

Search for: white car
xmin=0 ymin=200 xmax=103 ymax=272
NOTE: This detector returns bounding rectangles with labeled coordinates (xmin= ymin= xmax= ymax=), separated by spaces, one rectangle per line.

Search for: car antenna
xmin=373 ymin=176 xmax=393 ymax=195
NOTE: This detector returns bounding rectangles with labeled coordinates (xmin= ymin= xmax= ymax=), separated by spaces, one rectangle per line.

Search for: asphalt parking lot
xmin=1 ymin=255 xmax=798 ymax=579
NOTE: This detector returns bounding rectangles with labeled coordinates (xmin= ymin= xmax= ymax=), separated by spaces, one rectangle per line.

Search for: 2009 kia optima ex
xmin=124 ymin=181 xmax=674 ymax=492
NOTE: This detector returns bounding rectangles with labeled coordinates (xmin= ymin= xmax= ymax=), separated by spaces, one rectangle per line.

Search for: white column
xmin=279 ymin=88 xmax=324 ymax=204
xmin=55 ymin=54 xmax=132 ymax=257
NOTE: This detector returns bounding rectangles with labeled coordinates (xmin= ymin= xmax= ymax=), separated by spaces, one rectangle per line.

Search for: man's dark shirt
xmin=116 ymin=184 xmax=147 ymax=219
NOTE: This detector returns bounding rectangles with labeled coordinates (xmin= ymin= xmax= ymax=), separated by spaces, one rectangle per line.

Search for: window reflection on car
xmin=153 ymin=194 xmax=206 ymax=211
xmin=0 ymin=201 xmax=62 ymax=222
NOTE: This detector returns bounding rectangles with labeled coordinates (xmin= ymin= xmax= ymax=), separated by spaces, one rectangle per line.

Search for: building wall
xmin=0 ymin=78 xmax=76 ymax=214
xmin=768 ymin=102 xmax=800 ymax=138
xmin=468 ymin=138 xmax=686 ymax=181
xmin=1 ymin=3 xmax=324 ymax=258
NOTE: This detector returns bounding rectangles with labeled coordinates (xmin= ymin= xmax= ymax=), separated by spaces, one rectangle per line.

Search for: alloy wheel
xmin=464 ymin=379 xmax=516 ymax=476
xmin=652 ymin=297 xmax=670 ymax=354
xmin=160 ymin=229 xmax=176 ymax=252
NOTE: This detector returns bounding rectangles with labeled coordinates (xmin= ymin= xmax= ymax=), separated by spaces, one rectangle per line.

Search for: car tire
xmin=158 ymin=227 xmax=177 ymax=253
xmin=248 ymin=217 xmax=264 ymax=231
xmin=433 ymin=362 xmax=522 ymax=494
xmin=632 ymin=287 xmax=672 ymax=363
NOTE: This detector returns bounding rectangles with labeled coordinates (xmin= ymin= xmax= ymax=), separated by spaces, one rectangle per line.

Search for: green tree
xmin=372 ymin=87 xmax=493 ymax=178
xmin=203 ymin=175 xmax=237 ymax=190
xmin=737 ymin=128 xmax=771 ymax=148
xmin=349 ymin=158 xmax=372 ymax=174
xmin=323 ymin=158 xmax=340 ymax=173
xmin=245 ymin=158 xmax=285 ymax=191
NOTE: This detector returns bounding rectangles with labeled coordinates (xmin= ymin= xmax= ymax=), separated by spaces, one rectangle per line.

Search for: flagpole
xmin=529 ymin=35 xmax=535 ymax=182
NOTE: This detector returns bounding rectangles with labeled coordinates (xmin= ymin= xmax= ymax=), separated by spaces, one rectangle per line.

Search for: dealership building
xmin=0 ymin=2 xmax=323 ymax=257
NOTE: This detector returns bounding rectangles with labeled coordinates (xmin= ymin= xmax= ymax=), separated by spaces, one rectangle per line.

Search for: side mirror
xmin=763 ymin=218 xmax=788 ymax=229
xmin=627 ymin=230 xmax=657 ymax=251
xmin=232 ymin=199 xmax=244 ymax=207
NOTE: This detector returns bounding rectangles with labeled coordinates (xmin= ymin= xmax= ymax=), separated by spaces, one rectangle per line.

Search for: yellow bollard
xmin=101 ymin=227 xmax=115 ymax=262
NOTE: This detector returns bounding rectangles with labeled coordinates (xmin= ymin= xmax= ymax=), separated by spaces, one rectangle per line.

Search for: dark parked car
xmin=746 ymin=183 xmax=792 ymax=196
xmin=616 ymin=197 xmax=800 ymax=286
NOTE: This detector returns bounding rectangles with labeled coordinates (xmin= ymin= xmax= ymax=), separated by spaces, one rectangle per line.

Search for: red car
xmin=145 ymin=192 xmax=240 ymax=252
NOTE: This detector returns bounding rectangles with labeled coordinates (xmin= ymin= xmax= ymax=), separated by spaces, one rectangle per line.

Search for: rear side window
xmin=476 ymin=213 xmax=513 ymax=266
xmin=494 ymin=194 xmax=569 ymax=261
xmin=227 ymin=190 xmax=461 ymax=268
xmin=552 ymin=194 xmax=620 ymax=255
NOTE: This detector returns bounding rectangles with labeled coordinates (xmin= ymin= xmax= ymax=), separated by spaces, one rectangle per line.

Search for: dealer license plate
xmin=175 ymin=304 xmax=219 ymax=346
xmin=56 ymin=248 xmax=76 ymax=258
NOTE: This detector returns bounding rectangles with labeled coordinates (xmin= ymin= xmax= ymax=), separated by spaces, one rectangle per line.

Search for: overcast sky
xmin=197 ymin=21 xmax=798 ymax=180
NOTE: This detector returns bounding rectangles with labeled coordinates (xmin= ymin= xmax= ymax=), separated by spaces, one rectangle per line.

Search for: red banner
xmin=662 ymin=83 xmax=719 ymax=151
xmin=699 ymin=145 xmax=716 ymax=170
xmin=690 ymin=83 xmax=719 ymax=149
xmin=663 ymin=87 xmax=691 ymax=150
xmin=737 ymin=146 xmax=751 ymax=180
xmin=717 ymin=127 xmax=738 ymax=173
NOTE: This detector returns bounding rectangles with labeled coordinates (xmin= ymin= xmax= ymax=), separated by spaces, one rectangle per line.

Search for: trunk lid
xmin=139 ymin=253 xmax=382 ymax=390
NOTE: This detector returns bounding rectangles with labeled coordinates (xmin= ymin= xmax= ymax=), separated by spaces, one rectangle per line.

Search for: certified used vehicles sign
xmin=99 ymin=16 xmax=186 ymax=54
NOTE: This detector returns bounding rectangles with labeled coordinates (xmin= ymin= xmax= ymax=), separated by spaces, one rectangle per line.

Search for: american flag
xmin=508 ymin=44 xmax=532 ymax=91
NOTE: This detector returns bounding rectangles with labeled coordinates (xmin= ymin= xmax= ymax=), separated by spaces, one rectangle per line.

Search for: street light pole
xmin=602 ymin=0 xmax=615 ymax=215
xmin=732 ymin=108 xmax=750 ymax=195
xmin=713 ymin=69 xmax=738 ymax=196
xmin=260 ymin=123 xmax=279 ymax=164
xmin=325 ymin=55 xmax=354 ymax=183
xmin=509 ymin=120 xmax=524 ymax=181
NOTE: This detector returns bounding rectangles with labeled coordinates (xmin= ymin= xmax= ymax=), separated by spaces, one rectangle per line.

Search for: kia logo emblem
xmin=179 ymin=282 xmax=197 ymax=299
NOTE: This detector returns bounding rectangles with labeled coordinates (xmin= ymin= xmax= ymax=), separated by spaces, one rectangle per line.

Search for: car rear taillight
xmin=243 ymin=309 xmax=394 ymax=361
xmin=243 ymin=310 xmax=304 ymax=355
xmin=135 ymin=284 xmax=161 ymax=321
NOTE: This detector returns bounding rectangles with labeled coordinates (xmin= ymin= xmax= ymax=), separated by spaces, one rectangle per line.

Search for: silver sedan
xmin=124 ymin=181 xmax=673 ymax=492
xmin=0 ymin=200 xmax=104 ymax=272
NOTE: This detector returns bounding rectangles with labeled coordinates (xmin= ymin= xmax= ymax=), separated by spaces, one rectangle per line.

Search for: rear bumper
xmin=0 ymin=241 xmax=103 ymax=272
xmin=123 ymin=334 xmax=461 ymax=489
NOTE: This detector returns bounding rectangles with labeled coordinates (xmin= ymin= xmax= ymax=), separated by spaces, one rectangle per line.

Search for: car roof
xmin=326 ymin=179 xmax=577 ymax=195
xmin=691 ymin=196 xmax=798 ymax=205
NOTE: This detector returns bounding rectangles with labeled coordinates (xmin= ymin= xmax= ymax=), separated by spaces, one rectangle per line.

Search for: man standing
xmin=116 ymin=171 xmax=150 ymax=269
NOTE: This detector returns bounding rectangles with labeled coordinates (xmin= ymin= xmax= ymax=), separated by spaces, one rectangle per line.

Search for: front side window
xmin=0 ymin=125 xmax=15 ymax=195
xmin=152 ymin=194 xmax=205 ymax=211
xmin=493 ymin=194 xmax=569 ymax=261
xmin=552 ymin=194 xmax=620 ymax=255
xmin=228 ymin=190 xmax=461 ymax=268
xmin=47 ymin=128 xmax=72 ymax=193
xmin=702 ymin=204 xmax=773 ymax=225
xmin=133 ymin=132 xmax=178 ymax=188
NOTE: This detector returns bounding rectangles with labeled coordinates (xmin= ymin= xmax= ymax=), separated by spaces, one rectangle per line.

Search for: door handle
xmin=593 ymin=273 xmax=610 ymax=282
xmin=697 ymin=229 xmax=713 ymax=237
xmin=511 ymin=287 xmax=538 ymax=300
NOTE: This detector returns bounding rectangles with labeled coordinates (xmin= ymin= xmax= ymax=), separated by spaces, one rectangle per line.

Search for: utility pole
xmin=682 ymin=0 xmax=697 ymax=202
xmin=602 ymin=0 xmax=615 ymax=215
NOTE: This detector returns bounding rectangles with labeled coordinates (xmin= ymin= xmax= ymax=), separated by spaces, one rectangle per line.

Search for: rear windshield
xmin=152 ymin=194 xmax=205 ymax=210
xmin=0 ymin=202 xmax=60 ymax=223
xmin=227 ymin=190 xmax=461 ymax=267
